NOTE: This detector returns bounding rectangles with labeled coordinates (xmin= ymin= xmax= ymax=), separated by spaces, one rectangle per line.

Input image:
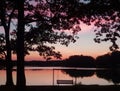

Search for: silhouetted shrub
xmin=66 ymin=55 xmax=95 ymax=68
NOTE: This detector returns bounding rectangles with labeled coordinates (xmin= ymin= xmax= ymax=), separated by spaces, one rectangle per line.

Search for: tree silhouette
xmin=111 ymin=51 xmax=120 ymax=68
xmin=0 ymin=0 xmax=15 ymax=85
xmin=14 ymin=0 xmax=81 ymax=87
xmin=96 ymin=53 xmax=111 ymax=68
xmin=1 ymin=0 xmax=120 ymax=87
xmin=24 ymin=22 xmax=77 ymax=60
xmin=96 ymin=51 xmax=120 ymax=68
xmin=66 ymin=55 xmax=95 ymax=67
xmin=96 ymin=69 xmax=120 ymax=85
xmin=88 ymin=0 xmax=120 ymax=51
xmin=42 ymin=0 xmax=120 ymax=51
xmin=16 ymin=0 xmax=26 ymax=89
xmin=0 ymin=0 xmax=81 ymax=87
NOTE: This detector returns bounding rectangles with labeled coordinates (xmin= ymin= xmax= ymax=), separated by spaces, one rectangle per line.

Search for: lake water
xmin=0 ymin=67 xmax=120 ymax=86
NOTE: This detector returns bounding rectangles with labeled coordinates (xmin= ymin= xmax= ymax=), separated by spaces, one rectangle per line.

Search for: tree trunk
xmin=16 ymin=0 xmax=26 ymax=89
xmin=0 ymin=0 xmax=14 ymax=86
xmin=5 ymin=30 xmax=14 ymax=86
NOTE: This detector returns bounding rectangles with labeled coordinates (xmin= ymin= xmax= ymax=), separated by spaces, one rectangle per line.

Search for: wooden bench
xmin=57 ymin=80 xmax=73 ymax=85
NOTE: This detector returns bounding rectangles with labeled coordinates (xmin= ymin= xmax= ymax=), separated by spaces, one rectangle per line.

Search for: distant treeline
xmin=96 ymin=51 xmax=120 ymax=68
xmin=0 ymin=51 xmax=120 ymax=68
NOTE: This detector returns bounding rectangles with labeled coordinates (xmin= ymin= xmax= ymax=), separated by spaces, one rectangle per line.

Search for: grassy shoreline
xmin=0 ymin=85 xmax=120 ymax=91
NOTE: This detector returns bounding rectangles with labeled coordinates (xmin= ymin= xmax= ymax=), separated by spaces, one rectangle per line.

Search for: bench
xmin=57 ymin=80 xmax=73 ymax=85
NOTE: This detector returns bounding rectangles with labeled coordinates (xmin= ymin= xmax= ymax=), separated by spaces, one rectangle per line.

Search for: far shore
xmin=0 ymin=85 xmax=120 ymax=91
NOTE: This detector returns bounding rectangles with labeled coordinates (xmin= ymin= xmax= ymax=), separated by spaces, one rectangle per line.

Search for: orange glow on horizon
xmin=12 ymin=49 xmax=110 ymax=61
xmin=12 ymin=52 xmax=44 ymax=61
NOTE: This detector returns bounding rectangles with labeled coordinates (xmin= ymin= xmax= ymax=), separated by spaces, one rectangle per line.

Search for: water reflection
xmin=62 ymin=69 xmax=95 ymax=78
xmin=0 ymin=67 xmax=120 ymax=85
xmin=61 ymin=69 xmax=95 ymax=85
xmin=62 ymin=69 xmax=120 ymax=85
xmin=96 ymin=69 xmax=120 ymax=85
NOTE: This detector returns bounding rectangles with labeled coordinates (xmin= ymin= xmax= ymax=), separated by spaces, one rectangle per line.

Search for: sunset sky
xmin=0 ymin=19 xmax=120 ymax=61
xmin=1 ymin=0 xmax=120 ymax=61
xmin=23 ymin=22 xmax=120 ymax=61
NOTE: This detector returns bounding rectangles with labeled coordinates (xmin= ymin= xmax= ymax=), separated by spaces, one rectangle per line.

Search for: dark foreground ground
xmin=0 ymin=85 xmax=120 ymax=91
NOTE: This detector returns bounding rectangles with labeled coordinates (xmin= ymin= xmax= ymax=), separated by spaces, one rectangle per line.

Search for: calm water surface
xmin=0 ymin=67 xmax=120 ymax=86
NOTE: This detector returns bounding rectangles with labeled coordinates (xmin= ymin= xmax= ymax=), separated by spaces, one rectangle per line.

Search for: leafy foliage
xmin=1 ymin=0 xmax=120 ymax=60
xmin=0 ymin=34 xmax=6 ymax=59
xmin=0 ymin=0 xmax=81 ymax=60
xmin=85 ymin=0 xmax=120 ymax=51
